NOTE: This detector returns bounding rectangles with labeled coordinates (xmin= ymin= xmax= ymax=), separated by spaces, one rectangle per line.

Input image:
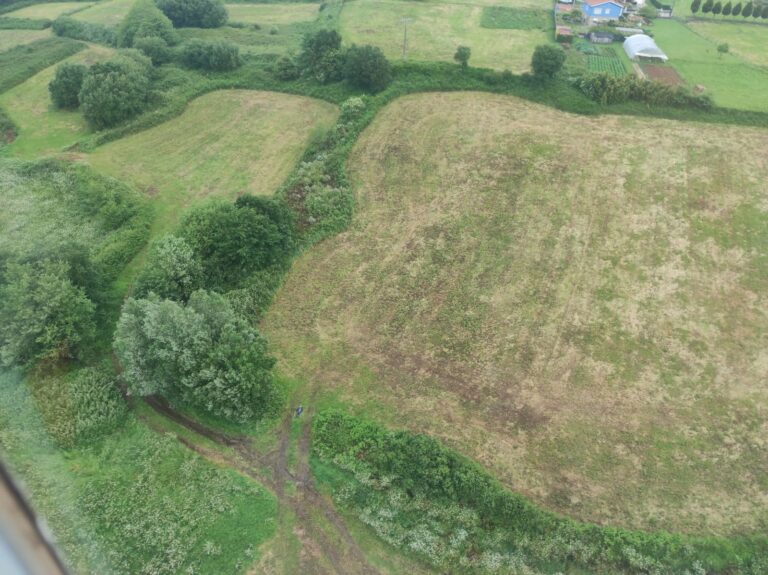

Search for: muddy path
xmin=141 ymin=397 xmax=378 ymax=575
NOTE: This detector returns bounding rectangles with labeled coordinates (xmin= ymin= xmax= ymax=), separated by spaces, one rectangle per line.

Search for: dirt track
xmin=142 ymin=396 xmax=379 ymax=575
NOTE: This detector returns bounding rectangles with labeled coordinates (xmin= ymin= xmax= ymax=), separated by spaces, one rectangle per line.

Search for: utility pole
xmin=400 ymin=17 xmax=413 ymax=59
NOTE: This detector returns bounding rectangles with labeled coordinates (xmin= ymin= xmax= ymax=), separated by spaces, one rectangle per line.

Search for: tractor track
xmin=140 ymin=396 xmax=378 ymax=575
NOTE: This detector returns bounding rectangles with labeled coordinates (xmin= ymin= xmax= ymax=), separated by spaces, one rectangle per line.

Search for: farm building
xmin=590 ymin=31 xmax=614 ymax=43
xmin=623 ymin=34 xmax=668 ymax=61
xmin=581 ymin=0 xmax=624 ymax=21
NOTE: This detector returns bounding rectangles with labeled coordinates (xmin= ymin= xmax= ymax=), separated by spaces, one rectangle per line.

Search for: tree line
xmin=691 ymin=0 xmax=768 ymax=18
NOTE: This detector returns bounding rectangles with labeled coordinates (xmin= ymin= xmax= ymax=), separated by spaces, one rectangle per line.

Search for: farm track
xmin=141 ymin=396 xmax=378 ymax=575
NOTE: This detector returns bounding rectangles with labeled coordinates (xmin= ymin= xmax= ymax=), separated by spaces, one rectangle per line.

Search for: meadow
xmin=688 ymin=20 xmax=768 ymax=68
xmin=5 ymin=2 xmax=91 ymax=19
xmin=71 ymin=0 xmax=135 ymax=26
xmin=225 ymin=2 xmax=321 ymax=26
xmin=88 ymin=90 xmax=338 ymax=237
xmin=264 ymin=91 xmax=768 ymax=536
xmin=0 ymin=28 xmax=50 ymax=51
xmin=651 ymin=19 xmax=768 ymax=111
xmin=339 ymin=0 xmax=549 ymax=72
xmin=0 ymin=45 xmax=112 ymax=158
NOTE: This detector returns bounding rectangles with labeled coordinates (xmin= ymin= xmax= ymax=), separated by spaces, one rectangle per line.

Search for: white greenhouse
xmin=623 ymin=34 xmax=668 ymax=61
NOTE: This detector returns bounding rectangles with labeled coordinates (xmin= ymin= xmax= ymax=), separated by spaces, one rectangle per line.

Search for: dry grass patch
xmin=264 ymin=92 xmax=768 ymax=535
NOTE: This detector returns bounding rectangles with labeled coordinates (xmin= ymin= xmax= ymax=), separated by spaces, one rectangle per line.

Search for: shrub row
xmin=52 ymin=16 xmax=116 ymax=45
xmin=576 ymin=72 xmax=713 ymax=109
xmin=0 ymin=16 xmax=50 ymax=29
xmin=314 ymin=410 xmax=768 ymax=574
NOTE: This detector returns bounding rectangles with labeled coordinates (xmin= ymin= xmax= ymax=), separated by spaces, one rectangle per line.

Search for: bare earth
xmin=264 ymin=92 xmax=768 ymax=535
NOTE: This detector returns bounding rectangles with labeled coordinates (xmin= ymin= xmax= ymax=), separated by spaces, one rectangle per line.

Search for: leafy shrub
xmin=79 ymin=54 xmax=151 ymax=129
xmin=156 ymin=0 xmax=228 ymax=28
xmin=298 ymin=28 xmax=344 ymax=83
xmin=343 ymin=44 xmax=392 ymax=93
xmin=68 ymin=364 xmax=127 ymax=443
xmin=531 ymin=44 xmax=566 ymax=79
xmin=117 ymin=0 xmax=177 ymax=48
xmin=178 ymin=197 xmax=294 ymax=290
xmin=49 ymin=62 xmax=87 ymax=109
xmin=52 ymin=16 xmax=116 ymax=45
xmin=273 ymin=54 xmax=299 ymax=80
xmin=114 ymin=290 xmax=278 ymax=422
xmin=339 ymin=96 xmax=366 ymax=121
xmin=134 ymin=234 xmax=203 ymax=301
xmin=0 ymin=259 xmax=96 ymax=367
xmin=134 ymin=35 xmax=172 ymax=65
xmin=181 ymin=39 xmax=241 ymax=71
xmin=576 ymin=72 xmax=713 ymax=109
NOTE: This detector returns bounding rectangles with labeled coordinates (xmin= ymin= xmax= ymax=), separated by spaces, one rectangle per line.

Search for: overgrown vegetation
xmin=576 ymin=72 xmax=713 ymax=108
xmin=48 ymin=61 xmax=86 ymax=109
xmin=117 ymin=0 xmax=176 ymax=48
xmin=181 ymin=38 xmax=241 ymax=71
xmin=52 ymin=16 xmax=116 ymax=45
xmin=314 ymin=411 xmax=768 ymax=574
xmin=156 ymin=0 xmax=228 ymax=29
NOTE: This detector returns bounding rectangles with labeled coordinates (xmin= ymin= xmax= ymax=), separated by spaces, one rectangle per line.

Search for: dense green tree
xmin=712 ymin=1 xmax=723 ymax=14
xmin=181 ymin=39 xmax=241 ymax=71
xmin=454 ymin=45 xmax=471 ymax=67
xmin=762 ymin=5 xmax=768 ymax=17
xmin=134 ymin=35 xmax=171 ymax=65
xmin=702 ymin=0 xmax=714 ymax=12
xmin=117 ymin=0 xmax=177 ymax=47
xmin=48 ymin=62 xmax=87 ymax=109
xmin=134 ymin=235 xmax=203 ymax=301
xmin=752 ymin=3 xmax=762 ymax=16
xmin=298 ymin=29 xmax=344 ymax=83
xmin=531 ymin=44 xmax=566 ymax=79
xmin=722 ymin=1 xmax=732 ymax=15
xmin=343 ymin=44 xmax=392 ymax=93
xmin=717 ymin=43 xmax=729 ymax=56
xmin=179 ymin=198 xmax=294 ymax=289
xmin=114 ymin=291 xmax=277 ymax=421
xmin=79 ymin=55 xmax=151 ymax=129
xmin=742 ymin=1 xmax=753 ymax=16
xmin=732 ymin=1 xmax=742 ymax=14
xmin=155 ymin=0 xmax=228 ymax=28
xmin=273 ymin=55 xmax=300 ymax=80
xmin=0 ymin=260 xmax=95 ymax=366
xmin=690 ymin=0 xmax=702 ymax=12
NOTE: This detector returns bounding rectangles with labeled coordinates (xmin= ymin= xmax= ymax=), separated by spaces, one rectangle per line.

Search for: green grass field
xmin=88 ymin=90 xmax=338 ymax=238
xmin=225 ymin=2 xmax=320 ymax=26
xmin=339 ymin=0 xmax=550 ymax=72
xmin=0 ymin=28 xmax=50 ymax=51
xmin=176 ymin=24 xmax=303 ymax=56
xmin=264 ymin=91 xmax=768 ymax=536
xmin=689 ymin=20 xmax=768 ymax=68
xmin=5 ymin=2 xmax=92 ymax=19
xmin=0 ymin=45 xmax=112 ymax=158
xmin=71 ymin=0 xmax=135 ymax=26
xmin=651 ymin=19 xmax=768 ymax=111
xmin=480 ymin=6 xmax=552 ymax=30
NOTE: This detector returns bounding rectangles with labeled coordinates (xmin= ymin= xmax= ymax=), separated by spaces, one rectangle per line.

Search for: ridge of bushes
xmin=314 ymin=410 xmax=768 ymax=574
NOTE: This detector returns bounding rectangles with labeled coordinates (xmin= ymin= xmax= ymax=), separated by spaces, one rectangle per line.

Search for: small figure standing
xmin=295 ymin=405 xmax=303 ymax=418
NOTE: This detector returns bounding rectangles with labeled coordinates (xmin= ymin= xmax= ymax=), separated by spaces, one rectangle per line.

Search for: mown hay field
xmin=5 ymin=2 xmax=91 ymax=19
xmin=225 ymin=2 xmax=320 ymax=26
xmin=0 ymin=29 xmax=51 ymax=52
xmin=71 ymin=0 xmax=135 ymax=26
xmin=88 ymin=90 xmax=338 ymax=236
xmin=264 ymin=92 xmax=768 ymax=535
xmin=688 ymin=20 xmax=768 ymax=69
xmin=339 ymin=0 xmax=549 ymax=72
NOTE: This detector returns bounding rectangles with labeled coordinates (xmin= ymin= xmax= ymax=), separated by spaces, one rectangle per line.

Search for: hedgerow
xmin=314 ymin=410 xmax=768 ymax=574
xmin=52 ymin=16 xmax=116 ymax=46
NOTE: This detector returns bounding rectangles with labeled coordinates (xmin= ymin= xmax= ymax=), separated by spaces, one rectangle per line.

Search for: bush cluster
xmin=181 ymin=38 xmax=241 ymax=71
xmin=576 ymin=72 xmax=713 ymax=109
xmin=48 ymin=61 xmax=87 ymax=109
xmin=314 ymin=410 xmax=768 ymax=574
xmin=117 ymin=0 xmax=177 ymax=48
xmin=156 ymin=0 xmax=228 ymax=28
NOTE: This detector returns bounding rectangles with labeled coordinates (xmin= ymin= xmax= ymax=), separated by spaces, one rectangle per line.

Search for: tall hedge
xmin=155 ymin=0 xmax=227 ymax=28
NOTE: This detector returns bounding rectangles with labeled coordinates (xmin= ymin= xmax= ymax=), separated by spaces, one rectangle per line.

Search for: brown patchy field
xmin=642 ymin=64 xmax=683 ymax=87
xmin=264 ymin=92 xmax=768 ymax=535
